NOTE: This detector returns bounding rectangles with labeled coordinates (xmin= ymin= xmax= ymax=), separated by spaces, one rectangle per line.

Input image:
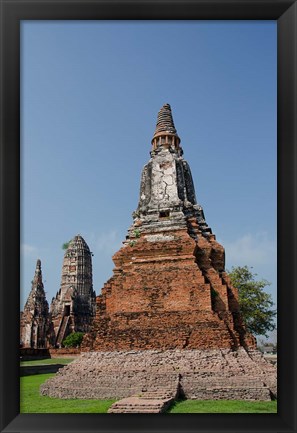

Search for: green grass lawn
xmin=20 ymin=374 xmax=116 ymax=413
xmin=20 ymin=358 xmax=75 ymax=367
xmin=168 ymin=399 xmax=277 ymax=413
xmin=20 ymin=373 xmax=277 ymax=414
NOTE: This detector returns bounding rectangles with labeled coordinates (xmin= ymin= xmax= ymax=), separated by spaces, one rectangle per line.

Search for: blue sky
xmin=21 ymin=21 xmax=277 ymax=335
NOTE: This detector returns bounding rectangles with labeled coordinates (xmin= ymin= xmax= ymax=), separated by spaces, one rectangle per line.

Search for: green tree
xmin=62 ymin=241 xmax=71 ymax=250
xmin=62 ymin=332 xmax=84 ymax=348
xmin=228 ymin=265 xmax=276 ymax=337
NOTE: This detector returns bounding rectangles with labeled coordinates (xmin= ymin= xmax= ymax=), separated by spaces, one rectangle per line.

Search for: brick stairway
xmin=56 ymin=316 xmax=69 ymax=346
xmin=108 ymin=385 xmax=179 ymax=413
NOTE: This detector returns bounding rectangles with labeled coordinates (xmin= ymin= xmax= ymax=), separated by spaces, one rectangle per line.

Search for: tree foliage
xmin=62 ymin=241 xmax=70 ymax=250
xmin=228 ymin=265 xmax=276 ymax=337
xmin=62 ymin=332 xmax=84 ymax=348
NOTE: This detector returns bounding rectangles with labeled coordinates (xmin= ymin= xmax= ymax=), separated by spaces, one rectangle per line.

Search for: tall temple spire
xmin=59 ymin=234 xmax=94 ymax=297
xmin=50 ymin=234 xmax=96 ymax=345
xmin=20 ymin=259 xmax=50 ymax=348
xmin=134 ymin=103 xmax=211 ymax=237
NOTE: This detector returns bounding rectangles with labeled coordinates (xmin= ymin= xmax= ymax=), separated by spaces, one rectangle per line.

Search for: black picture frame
xmin=0 ymin=1 xmax=296 ymax=432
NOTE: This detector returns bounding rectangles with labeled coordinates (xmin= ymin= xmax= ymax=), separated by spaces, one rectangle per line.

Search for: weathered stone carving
xmin=134 ymin=103 xmax=210 ymax=237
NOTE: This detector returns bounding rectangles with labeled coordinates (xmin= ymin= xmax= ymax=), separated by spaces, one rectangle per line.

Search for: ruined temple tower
xmin=42 ymin=105 xmax=276 ymax=403
xmin=50 ymin=235 xmax=96 ymax=346
xmin=82 ymin=103 xmax=255 ymax=351
xmin=20 ymin=259 xmax=50 ymax=348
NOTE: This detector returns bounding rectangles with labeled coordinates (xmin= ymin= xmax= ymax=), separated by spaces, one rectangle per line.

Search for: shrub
xmin=62 ymin=332 xmax=84 ymax=348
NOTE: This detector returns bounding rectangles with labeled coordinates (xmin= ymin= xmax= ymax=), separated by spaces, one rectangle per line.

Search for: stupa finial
xmin=33 ymin=259 xmax=43 ymax=288
xmin=154 ymin=103 xmax=177 ymax=136
xmin=151 ymin=103 xmax=181 ymax=152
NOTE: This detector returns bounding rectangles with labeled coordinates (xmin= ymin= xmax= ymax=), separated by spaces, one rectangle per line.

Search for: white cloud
xmin=21 ymin=243 xmax=38 ymax=257
xmin=221 ymin=232 xmax=277 ymax=268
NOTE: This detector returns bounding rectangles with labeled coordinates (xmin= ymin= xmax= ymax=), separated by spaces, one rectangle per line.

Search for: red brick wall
xmin=82 ymin=227 xmax=256 ymax=352
xmin=49 ymin=348 xmax=80 ymax=357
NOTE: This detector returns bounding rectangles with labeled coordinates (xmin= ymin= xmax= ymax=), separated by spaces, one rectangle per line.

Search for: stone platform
xmin=40 ymin=348 xmax=277 ymax=402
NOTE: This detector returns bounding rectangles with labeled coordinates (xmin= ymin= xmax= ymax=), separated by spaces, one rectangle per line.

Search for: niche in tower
xmin=159 ymin=210 xmax=170 ymax=219
xmin=64 ymin=305 xmax=70 ymax=316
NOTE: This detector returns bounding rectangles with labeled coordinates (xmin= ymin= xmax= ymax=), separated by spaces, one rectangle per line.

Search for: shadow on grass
xmin=20 ymin=358 xmax=75 ymax=366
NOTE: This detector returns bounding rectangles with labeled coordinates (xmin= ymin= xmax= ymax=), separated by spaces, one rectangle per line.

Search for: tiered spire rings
xmin=151 ymin=103 xmax=181 ymax=152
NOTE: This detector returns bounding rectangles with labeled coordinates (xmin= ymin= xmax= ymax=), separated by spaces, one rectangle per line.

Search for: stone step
xmin=111 ymin=403 xmax=166 ymax=409
xmin=135 ymin=392 xmax=175 ymax=399
xmin=109 ymin=408 xmax=162 ymax=413
xmin=108 ymin=396 xmax=175 ymax=413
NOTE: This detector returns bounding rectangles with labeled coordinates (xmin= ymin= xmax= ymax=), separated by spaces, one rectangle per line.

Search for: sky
xmin=21 ymin=21 xmax=277 ymax=338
